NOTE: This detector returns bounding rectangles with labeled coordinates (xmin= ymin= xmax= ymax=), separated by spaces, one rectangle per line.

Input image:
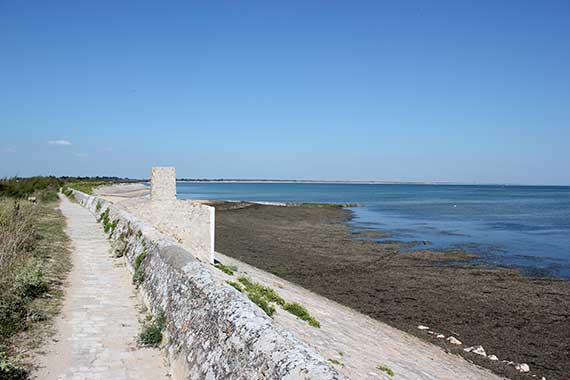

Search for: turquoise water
xmin=177 ymin=183 xmax=570 ymax=279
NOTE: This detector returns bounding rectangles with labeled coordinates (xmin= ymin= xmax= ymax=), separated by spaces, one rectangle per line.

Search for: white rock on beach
xmin=487 ymin=354 xmax=498 ymax=361
xmin=418 ymin=325 xmax=430 ymax=330
xmin=464 ymin=345 xmax=486 ymax=356
xmin=515 ymin=363 xmax=530 ymax=373
xmin=446 ymin=336 xmax=462 ymax=345
xmin=436 ymin=334 xmax=445 ymax=339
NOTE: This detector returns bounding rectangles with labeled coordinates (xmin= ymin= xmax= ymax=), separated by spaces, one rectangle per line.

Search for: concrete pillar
xmin=151 ymin=167 xmax=176 ymax=201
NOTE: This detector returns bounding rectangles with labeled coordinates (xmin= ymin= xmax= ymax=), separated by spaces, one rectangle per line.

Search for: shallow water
xmin=177 ymin=182 xmax=570 ymax=279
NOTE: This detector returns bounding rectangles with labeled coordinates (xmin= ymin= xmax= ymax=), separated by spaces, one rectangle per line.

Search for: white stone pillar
xmin=151 ymin=167 xmax=176 ymax=201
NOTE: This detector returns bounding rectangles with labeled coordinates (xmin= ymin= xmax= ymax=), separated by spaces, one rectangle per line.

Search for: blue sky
xmin=1 ymin=1 xmax=569 ymax=184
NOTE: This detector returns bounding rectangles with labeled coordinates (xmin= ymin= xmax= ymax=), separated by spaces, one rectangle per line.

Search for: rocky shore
xmin=213 ymin=202 xmax=570 ymax=380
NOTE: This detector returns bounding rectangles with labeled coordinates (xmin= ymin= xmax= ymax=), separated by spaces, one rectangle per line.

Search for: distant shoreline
xmin=174 ymin=179 xmax=568 ymax=187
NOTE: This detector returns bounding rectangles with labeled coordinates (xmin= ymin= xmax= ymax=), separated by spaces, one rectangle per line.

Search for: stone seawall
xmin=70 ymin=189 xmax=345 ymax=380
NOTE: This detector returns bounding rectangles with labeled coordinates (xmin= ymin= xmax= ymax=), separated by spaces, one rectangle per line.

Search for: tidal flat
xmin=213 ymin=202 xmax=570 ymax=380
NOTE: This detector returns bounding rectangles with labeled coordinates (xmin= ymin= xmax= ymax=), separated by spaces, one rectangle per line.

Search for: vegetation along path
xmin=36 ymin=195 xmax=169 ymax=380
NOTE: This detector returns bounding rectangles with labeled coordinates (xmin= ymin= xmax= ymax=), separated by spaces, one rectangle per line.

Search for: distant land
xmin=174 ymin=179 xmax=566 ymax=186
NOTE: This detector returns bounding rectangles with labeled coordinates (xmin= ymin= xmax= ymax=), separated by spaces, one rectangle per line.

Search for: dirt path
xmin=35 ymin=195 xmax=169 ymax=380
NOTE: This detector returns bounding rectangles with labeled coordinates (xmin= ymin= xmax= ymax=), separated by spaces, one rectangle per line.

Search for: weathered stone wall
xmin=151 ymin=167 xmax=177 ymax=201
xmin=70 ymin=189 xmax=345 ymax=380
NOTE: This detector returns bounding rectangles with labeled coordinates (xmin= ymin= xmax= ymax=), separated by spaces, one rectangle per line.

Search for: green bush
xmin=0 ymin=177 xmax=62 ymax=199
xmin=39 ymin=190 xmax=59 ymax=202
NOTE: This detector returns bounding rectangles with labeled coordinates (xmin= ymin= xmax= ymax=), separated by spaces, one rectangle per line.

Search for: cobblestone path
xmin=36 ymin=195 xmax=169 ymax=380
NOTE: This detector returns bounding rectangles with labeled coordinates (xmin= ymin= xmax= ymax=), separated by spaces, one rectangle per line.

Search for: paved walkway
xmin=35 ymin=195 xmax=169 ymax=380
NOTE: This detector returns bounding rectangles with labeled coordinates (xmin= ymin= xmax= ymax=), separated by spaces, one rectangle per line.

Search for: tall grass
xmin=0 ymin=200 xmax=37 ymax=293
xmin=0 ymin=180 xmax=70 ymax=379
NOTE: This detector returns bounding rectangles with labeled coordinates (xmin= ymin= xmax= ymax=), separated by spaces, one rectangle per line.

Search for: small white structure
xmin=151 ymin=167 xmax=176 ymax=201
xmin=148 ymin=166 xmax=215 ymax=264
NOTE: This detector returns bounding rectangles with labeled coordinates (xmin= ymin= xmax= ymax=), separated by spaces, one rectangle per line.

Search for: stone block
xmin=151 ymin=167 xmax=176 ymax=201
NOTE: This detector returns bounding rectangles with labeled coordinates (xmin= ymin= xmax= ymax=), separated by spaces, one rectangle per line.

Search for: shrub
xmin=0 ymin=297 xmax=26 ymax=338
xmin=0 ymin=177 xmax=62 ymax=200
xmin=14 ymin=265 xmax=48 ymax=299
xmin=39 ymin=190 xmax=59 ymax=202
xmin=0 ymin=351 xmax=27 ymax=380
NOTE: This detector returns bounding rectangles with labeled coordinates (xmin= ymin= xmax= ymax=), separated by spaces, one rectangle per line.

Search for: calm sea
xmin=177 ymin=183 xmax=570 ymax=280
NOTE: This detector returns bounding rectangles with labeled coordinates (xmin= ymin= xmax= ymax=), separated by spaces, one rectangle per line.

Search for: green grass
xmin=237 ymin=277 xmax=285 ymax=306
xmin=108 ymin=219 xmax=119 ymax=237
xmin=214 ymin=263 xmax=235 ymax=276
xmin=98 ymin=207 xmax=110 ymax=225
xmin=64 ymin=181 xmax=108 ymax=195
xmin=236 ymin=277 xmax=283 ymax=316
xmin=138 ymin=312 xmax=166 ymax=347
xmin=328 ymin=358 xmax=344 ymax=367
xmin=283 ymin=302 xmax=320 ymax=328
xmin=246 ymin=292 xmax=276 ymax=316
xmin=132 ymin=250 xmax=148 ymax=286
xmin=226 ymin=281 xmax=243 ymax=292
xmin=377 ymin=364 xmax=395 ymax=377
xmin=234 ymin=277 xmax=318 ymax=326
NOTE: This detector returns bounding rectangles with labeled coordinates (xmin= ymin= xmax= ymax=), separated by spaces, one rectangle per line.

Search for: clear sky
xmin=1 ymin=1 xmax=569 ymax=184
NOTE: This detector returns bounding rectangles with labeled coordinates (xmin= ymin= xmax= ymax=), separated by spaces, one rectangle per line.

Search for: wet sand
xmin=213 ymin=202 xmax=570 ymax=380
